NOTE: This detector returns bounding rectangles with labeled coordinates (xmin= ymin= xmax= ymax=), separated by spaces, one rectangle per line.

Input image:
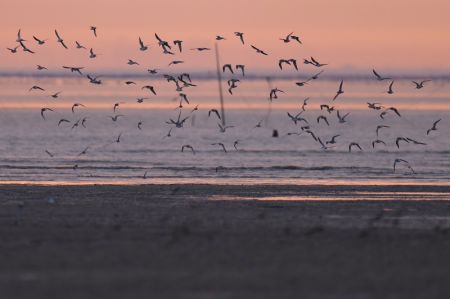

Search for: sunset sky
xmin=1 ymin=0 xmax=450 ymax=73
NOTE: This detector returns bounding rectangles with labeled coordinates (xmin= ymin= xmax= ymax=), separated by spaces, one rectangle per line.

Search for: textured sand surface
xmin=0 ymin=184 xmax=449 ymax=299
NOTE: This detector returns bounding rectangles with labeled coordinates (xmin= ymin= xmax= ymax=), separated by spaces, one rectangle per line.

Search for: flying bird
xmin=310 ymin=57 xmax=327 ymax=67
xmin=33 ymin=36 xmax=47 ymax=45
xmin=191 ymin=47 xmax=210 ymax=51
xmin=320 ymin=104 xmax=334 ymax=114
xmin=40 ymin=108 xmax=54 ymax=120
xmin=71 ymin=103 xmax=86 ymax=113
xmin=412 ymin=80 xmax=431 ymax=89
xmin=318 ymin=137 xmax=335 ymax=150
xmin=251 ymin=45 xmax=268 ymax=55
xmin=372 ymin=69 xmax=391 ymax=81
xmin=332 ymin=80 xmax=344 ymax=101
xmin=301 ymin=97 xmax=310 ymax=111
xmin=218 ymin=123 xmax=234 ymax=133
xmin=289 ymin=59 xmax=298 ymax=71
xmin=234 ymin=32 xmax=245 ymax=44
xmin=166 ymin=110 xmax=189 ymax=128
xmin=19 ymin=41 xmax=34 ymax=54
xmin=326 ymin=135 xmax=340 ymax=145
xmin=406 ymin=138 xmax=426 ymax=146
xmin=387 ymin=81 xmax=394 ymax=94
xmin=138 ymin=37 xmax=148 ymax=51
xmin=55 ymin=30 xmax=68 ymax=49
xmin=142 ymin=85 xmax=157 ymax=95
xmin=6 ymin=46 xmax=19 ymax=53
xmin=386 ymin=107 xmax=401 ymax=117
xmin=113 ymin=102 xmax=125 ymax=113
xmin=168 ymin=60 xmax=184 ymax=66
xmin=290 ymin=35 xmax=302 ymax=44
xmin=296 ymin=80 xmax=310 ymax=87
xmin=109 ymin=115 xmax=124 ymax=122
xmin=393 ymin=159 xmax=415 ymax=174
xmin=317 ymin=115 xmax=330 ymax=126
xmin=223 ymin=64 xmax=234 ymax=74
xmin=280 ymin=32 xmax=293 ymax=43
xmin=173 ymin=40 xmax=183 ymax=52
xmin=367 ymin=102 xmax=383 ymax=110
xmin=208 ymin=109 xmax=221 ymax=120
xmin=236 ymin=65 xmax=245 ymax=76
xmin=278 ymin=59 xmax=291 ymax=70
xmin=87 ymin=75 xmax=102 ymax=84
xmin=78 ymin=146 xmax=89 ymax=156
xmin=63 ymin=66 xmax=84 ymax=75
xmin=233 ymin=140 xmax=240 ymax=150
xmin=45 ymin=150 xmax=54 ymax=158
xmin=211 ymin=143 xmax=227 ymax=153
xmin=75 ymin=41 xmax=86 ymax=49
xmin=349 ymin=142 xmax=363 ymax=152
xmin=16 ymin=29 xmax=26 ymax=43
xmin=376 ymin=125 xmax=390 ymax=137
xmin=372 ymin=139 xmax=386 ymax=149
xmin=269 ymin=88 xmax=284 ymax=101
xmin=136 ymin=97 xmax=149 ymax=103
xmin=426 ymin=119 xmax=441 ymax=135
xmin=395 ymin=137 xmax=409 ymax=149
xmin=51 ymin=91 xmax=62 ymax=98
xmin=127 ymin=59 xmax=139 ymax=65
xmin=90 ymin=26 xmax=97 ymax=37
xmin=336 ymin=110 xmax=350 ymax=123
xmin=310 ymin=70 xmax=324 ymax=80
xmin=182 ymin=145 xmax=196 ymax=155
xmin=58 ymin=119 xmax=70 ymax=126
xmin=89 ymin=48 xmax=97 ymax=58
xmin=287 ymin=112 xmax=308 ymax=125
xmin=29 ymin=85 xmax=45 ymax=92
xmin=115 ymin=133 xmax=122 ymax=143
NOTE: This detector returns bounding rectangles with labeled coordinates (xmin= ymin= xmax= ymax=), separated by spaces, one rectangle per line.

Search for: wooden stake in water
xmin=215 ymin=42 xmax=226 ymax=126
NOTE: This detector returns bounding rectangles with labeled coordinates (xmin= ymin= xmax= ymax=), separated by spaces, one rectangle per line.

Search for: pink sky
xmin=1 ymin=0 xmax=450 ymax=72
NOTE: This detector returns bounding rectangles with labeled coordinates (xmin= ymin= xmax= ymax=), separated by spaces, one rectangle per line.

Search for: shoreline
xmin=1 ymin=182 xmax=450 ymax=192
xmin=1 ymin=179 xmax=450 ymax=187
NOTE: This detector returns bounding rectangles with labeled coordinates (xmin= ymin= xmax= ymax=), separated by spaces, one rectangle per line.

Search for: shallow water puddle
xmin=208 ymin=192 xmax=450 ymax=201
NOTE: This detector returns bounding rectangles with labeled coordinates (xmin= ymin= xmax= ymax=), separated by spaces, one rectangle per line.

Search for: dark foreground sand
xmin=0 ymin=184 xmax=449 ymax=299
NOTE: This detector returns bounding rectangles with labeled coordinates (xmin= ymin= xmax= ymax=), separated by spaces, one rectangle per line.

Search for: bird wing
xmin=55 ymin=30 xmax=62 ymax=40
xmin=373 ymin=69 xmax=381 ymax=79
xmin=155 ymin=33 xmax=163 ymax=42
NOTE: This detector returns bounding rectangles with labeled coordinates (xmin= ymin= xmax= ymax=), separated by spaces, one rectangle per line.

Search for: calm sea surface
xmin=0 ymin=76 xmax=449 ymax=185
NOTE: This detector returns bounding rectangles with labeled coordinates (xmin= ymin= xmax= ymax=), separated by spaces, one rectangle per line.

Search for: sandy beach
xmin=0 ymin=184 xmax=449 ymax=299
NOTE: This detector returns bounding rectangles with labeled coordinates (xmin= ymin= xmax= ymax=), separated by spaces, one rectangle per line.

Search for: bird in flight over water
xmin=426 ymin=119 xmax=441 ymax=135
xmin=372 ymin=69 xmax=391 ymax=81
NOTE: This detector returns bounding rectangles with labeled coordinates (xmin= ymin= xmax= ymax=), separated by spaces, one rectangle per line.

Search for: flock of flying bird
xmin=6 ymin=28 xmax=443 ymax=175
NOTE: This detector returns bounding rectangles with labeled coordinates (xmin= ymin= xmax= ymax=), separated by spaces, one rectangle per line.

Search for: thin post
xmin=215 ymin=42 xmax=226 ymax=126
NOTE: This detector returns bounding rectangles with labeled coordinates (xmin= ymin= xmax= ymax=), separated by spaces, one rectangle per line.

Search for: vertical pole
xmin=215 ymin=42 xmax=226 ymax=126
xmin=264 ymin=76 xmax=273 ymax=126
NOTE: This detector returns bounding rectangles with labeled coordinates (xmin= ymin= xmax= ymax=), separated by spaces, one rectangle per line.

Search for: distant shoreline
xmin=1 ymin=72 xmax=450 ymax=81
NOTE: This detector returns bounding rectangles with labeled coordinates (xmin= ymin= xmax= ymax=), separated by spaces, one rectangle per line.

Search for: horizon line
xmin=1 ymin=70 xmax=450 ymax=81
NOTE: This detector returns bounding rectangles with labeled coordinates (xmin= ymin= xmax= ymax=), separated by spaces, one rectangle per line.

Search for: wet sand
xmin=0 ymin=184 xmax=449 ymax=299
